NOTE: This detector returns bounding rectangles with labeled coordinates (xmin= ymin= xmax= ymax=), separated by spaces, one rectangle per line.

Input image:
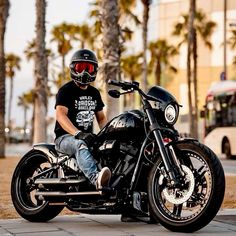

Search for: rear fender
xmin=33 ymin=143 xmax=59 ymax=164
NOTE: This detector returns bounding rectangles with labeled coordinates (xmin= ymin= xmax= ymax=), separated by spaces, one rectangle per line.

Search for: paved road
xmin=0 ymin=209 xmax=236 ymax=236
xmin=220 ymin=159 xmax=236 ymax=175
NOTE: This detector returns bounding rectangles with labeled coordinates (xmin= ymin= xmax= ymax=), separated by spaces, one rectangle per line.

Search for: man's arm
xmin=56 ymin=105 xmax=79 ymax=136
xmin=95 ymin=110 xmax=107 ymax=129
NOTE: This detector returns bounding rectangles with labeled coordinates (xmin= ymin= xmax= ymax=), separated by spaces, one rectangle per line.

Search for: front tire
xmin=148 ymin=140 xmax=225 ymax=232
xmin=11 ymin=150 xmax=64 ymax=222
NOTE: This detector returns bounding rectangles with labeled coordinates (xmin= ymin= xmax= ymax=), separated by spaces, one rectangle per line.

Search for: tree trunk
xmin=155 ymin=59 xmax=161 ymax=86
xmin=7 ymin=76 xmax=13 ymax=134
xmin=141 ymin=1 xmax=150 ymax=92
xmin=62 ymin=54 xmax=66 ymax=85
xmin=33 ymin=0 xmax=47 ymax=143
xmin=193 ymin=27 xmax=198 ymax=139
xmin=81 ymin=41 xmax=85 ymax=49
xmin=0 ymin=0 xmax=10 ymax=158
xmin=187 ymin=0 xmax=195 ymax=137
xmin=23 ymin=106 xmax=27 ymax=142
xmin=100 ymin=0 xmax=120 ymax=121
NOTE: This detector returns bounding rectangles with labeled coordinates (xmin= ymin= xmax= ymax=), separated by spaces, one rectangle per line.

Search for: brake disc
xmin=162 ymin=165 xmax=195 ymax=205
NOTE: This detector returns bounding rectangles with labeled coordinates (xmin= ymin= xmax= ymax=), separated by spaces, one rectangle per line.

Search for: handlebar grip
xmin=107 ymin=79 xmax=140 ymax=92
xmin=107 ymin=79 xmax=121 ymax=86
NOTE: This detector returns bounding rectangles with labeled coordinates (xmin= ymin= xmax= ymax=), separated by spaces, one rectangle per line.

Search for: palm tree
xmin=173 ymin=8 xmax=217 ymax=138
xmin=52 ymin=67 xmax=70 ymax=91
xmin=5 ymin=53 xmax=21 ymax=134
xmin=148 ymin=39 xmax=178 ymax=86
xmin=121 ymin=53 xmax=143 ymax=82
xmin=18 ymin=91 xmax=33 ymax=142
xmin=90 ymin=0 xmax=140 ymax=36
xmin=24 ymin=38 xmax=52 ymax=77
xmin=121 ymin=53 xmax=142 ymax=108
xmin=77 ymin=23 xmax=94 ymax=49
xmin=100 ymin=0 xmax=120 ymax=121
xmin=24 ymin=38 xmax=53 ymax=142
xmin=89 ymin=1 xmax=102 ymax=36
xmin=89 ymin=0 xmax=140 ymax=56
xmin=141 ymin=0 xmax=151 ymax=92
xmin=33 ymin=0 xmax=47 ymax=143
xmin=228 ymin=29 xmax=236 ymax=48
xmin=24 ymin=39 xmax=36 ymax=61
xmin=187 ymin=0 xmax=195 ymax=138
xmin=227 ymin=29 xmax=236 ymax=65
xmin=119 ymin=0 xmax=140 ymax=25
xmin=51 ymin=22 xmax=74 ymax=84
xmin=0 ymin=0 xmax=10 ymax=158
xmin=172 ymin=11 xmax=216 ymax=49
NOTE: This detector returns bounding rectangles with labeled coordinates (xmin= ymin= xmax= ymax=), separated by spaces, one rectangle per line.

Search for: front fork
xmin=144 ymin=100 xmax=185 ymax=186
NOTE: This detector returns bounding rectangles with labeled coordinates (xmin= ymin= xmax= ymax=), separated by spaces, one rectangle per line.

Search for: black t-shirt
xmin=54 ymin=81 xmax=104 ymax=139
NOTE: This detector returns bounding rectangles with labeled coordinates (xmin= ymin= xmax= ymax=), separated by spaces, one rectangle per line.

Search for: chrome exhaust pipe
xmin=35 ymin=191 xmax=101 ymax=201
xmin=34 ymin=178 xmax=86 ymax=187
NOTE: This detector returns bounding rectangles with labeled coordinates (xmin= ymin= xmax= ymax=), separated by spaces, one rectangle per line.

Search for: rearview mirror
xmin=108 ymin=90 xmax=120 ymax=98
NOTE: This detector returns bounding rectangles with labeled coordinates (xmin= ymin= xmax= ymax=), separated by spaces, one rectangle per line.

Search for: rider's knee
xmin=76 ymin=140 xmax=88 ymax=150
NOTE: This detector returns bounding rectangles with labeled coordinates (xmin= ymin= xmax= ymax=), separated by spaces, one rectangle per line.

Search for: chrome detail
xmin=164 ymin=104 xmax=176 ymax=124
xmin=34 ymin=178 xmax=85 ymax=185
xmin=162 ymin=165 xmax=195 ymax=205
xmin=35 ymin=191 xmax=100 ymax=198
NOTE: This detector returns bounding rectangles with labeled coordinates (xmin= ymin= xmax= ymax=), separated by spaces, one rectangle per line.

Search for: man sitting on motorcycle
xmin=54 ymin=49 xmax=111 ymax=192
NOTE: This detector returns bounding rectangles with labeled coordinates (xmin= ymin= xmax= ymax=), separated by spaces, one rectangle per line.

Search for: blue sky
xmin=5 ymin=0 xmax=94 ymax=126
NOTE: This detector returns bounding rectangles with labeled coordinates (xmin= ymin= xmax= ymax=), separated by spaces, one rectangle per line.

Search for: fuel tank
xmin=98 ymin=110 xmax=145 ymax=140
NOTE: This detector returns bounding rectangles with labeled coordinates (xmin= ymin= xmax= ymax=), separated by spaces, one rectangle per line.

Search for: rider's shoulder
xmin=59 ymin=81 xmax=75 ymax=92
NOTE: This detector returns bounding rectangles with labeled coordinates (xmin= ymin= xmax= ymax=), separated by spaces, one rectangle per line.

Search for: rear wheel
xmin=148 ymin=140 xmax=225 ymax=232
xmin=11 ymin=150 xmax=64 ymax=222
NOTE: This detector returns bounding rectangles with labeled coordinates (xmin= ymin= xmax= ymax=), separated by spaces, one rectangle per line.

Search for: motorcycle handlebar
xmin=107 ymin=79 xmax=139 ymax=91
xmin=107 ymin=79 xmax=122 ymax=87
xmin=107 ymin=79 xmax=151 ymax=100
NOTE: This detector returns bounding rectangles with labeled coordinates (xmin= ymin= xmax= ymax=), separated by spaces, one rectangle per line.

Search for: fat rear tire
xmin=11 ymin=150 xmax=64 ymax=222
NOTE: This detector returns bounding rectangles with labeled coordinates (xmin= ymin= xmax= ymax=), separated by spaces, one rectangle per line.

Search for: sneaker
xmin=96 ymin=167 xmax=111 ymax=193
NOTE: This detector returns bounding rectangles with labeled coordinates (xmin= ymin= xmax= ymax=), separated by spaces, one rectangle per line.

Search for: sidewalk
xmin=0 ymin=209 xmax=236 ymax=236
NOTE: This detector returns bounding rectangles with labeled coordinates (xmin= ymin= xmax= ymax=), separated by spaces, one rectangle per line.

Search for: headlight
xmin=164 ymin=104 xmax=177 ymax=124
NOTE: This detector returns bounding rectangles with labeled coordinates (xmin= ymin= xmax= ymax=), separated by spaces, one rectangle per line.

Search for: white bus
xmin=201 ymin=80 xmax=236 ymax=159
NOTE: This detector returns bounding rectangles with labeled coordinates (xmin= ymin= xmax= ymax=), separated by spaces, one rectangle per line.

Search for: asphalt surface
xmin=0 ymin=209 xmax=236 ymax=235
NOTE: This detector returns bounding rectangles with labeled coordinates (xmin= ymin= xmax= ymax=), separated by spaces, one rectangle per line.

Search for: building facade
xmin=149 ymin=0 xmax=236 ymax=134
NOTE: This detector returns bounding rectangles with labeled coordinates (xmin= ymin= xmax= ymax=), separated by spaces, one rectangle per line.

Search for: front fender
xmin=33 ymin=143 xmax=59 ymax=164
xmin=166 ymin=137 xmax=198 ymax=148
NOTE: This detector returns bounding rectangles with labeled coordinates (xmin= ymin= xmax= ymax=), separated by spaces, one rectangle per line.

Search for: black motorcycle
xmin=11 ymin=80 xmax=225 ymax=232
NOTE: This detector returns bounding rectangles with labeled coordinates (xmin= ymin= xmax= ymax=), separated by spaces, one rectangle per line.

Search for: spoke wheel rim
xmin=151 ymin=151 xmax=213 ymax=222
xmin=15 ymin=155 xmax=51 ymax=211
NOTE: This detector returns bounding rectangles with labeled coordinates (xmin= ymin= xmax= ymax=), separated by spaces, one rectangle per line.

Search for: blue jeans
xmin=55 ymin=134 xmax=98 ymax=185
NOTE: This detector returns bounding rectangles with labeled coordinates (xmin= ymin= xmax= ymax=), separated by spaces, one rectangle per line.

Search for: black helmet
xmin=69 ymin=49 xmax=98 ymax=85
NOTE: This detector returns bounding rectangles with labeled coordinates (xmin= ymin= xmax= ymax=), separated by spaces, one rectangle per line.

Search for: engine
xmin=98 ymin=140 xmax=139 ymax=188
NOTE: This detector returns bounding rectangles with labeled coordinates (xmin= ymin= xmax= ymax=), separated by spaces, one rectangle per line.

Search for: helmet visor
xmin=73 ymin=62 xmax=96 ymax=75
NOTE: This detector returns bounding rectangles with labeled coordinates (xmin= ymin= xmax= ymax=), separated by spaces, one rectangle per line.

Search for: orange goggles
xmin=73 ymin=62 xmax=96 ymax=74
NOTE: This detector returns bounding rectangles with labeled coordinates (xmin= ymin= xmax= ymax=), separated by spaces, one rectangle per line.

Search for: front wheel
xmin=11 ymin=150 xmax=64 ymax=222
xmin=148 ymin=140 xmax=225 ymax=232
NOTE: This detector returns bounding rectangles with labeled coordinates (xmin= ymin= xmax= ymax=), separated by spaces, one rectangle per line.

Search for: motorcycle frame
xmin=31 ymin=81 xmax=185 ymax=193
xmin=108 ymin=80 xmax=184 ymax=189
